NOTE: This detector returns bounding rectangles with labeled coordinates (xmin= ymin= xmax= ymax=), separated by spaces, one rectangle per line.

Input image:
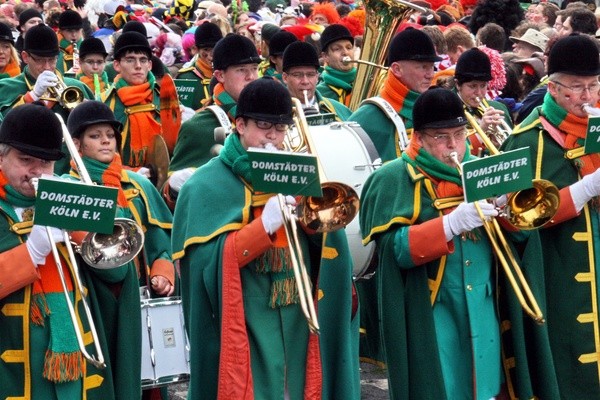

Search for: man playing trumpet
xmin=502 ymin=33 xmax=600 ymax=399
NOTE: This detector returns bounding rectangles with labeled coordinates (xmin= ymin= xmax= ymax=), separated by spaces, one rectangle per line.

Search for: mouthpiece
xmin=342 ymin=56 xmax=352 ymax=65
xmin=582 ymin=103 xmax=600 ymax=117
xmin=264 ymin=143 xmax=278 ymax=151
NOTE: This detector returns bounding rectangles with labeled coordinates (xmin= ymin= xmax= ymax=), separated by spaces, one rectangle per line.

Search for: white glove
xmin=262 ymin=195 xmax=296 ymax=235
xmin=570 ymin=169 xmax=600 ymax=212
xmin=31 ymin=71 xmax=59 ymax=99
xmin=26 ymin=225 xmax=65 ymax=265
xmin=168 ymin=167 xmax=195 ymax=193
xmin=443 ymin=201 xmax=498 ymax=241
xmin=136 ymin=167 xmax=151 ymax=178
xmin=180 ymin=105 xmax=195 ymax=123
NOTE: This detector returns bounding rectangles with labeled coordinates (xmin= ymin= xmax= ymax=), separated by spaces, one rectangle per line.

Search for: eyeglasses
xmin=253 ymin=119 xmax=289 ymax=132
xmin=28 ymin=53 xmax=58 ymax=65
xmin=83 ymin=59 xmax=106 ymax=66
xmin=553 ymin=80 xmax=600 ymax=94
xmin=423 ymin=130 xmax=466 ymax=143
xmin=287 ymin=71 xmax=319 ymax=80
xmin=120 ymin=57 xmax=150 ymax=66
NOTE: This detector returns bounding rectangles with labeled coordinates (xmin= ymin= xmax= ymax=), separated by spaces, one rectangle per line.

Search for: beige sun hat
xmin=509 ymin=28 xmax=549 ymax=52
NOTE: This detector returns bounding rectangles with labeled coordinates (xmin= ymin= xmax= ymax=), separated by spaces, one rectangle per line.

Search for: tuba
xmin=348 ymin=0 xmax=426 ymax=111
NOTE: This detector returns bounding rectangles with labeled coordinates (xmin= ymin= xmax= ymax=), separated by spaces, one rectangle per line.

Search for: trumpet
xmin=30 ymin=115 xmax=145 ymax=368
xmin=449 ymin=151 xmax=545 ymax=324
xmin=475 ymin=97 xmax=512 ymax=146
xmin=39 ymin=75 xmax=85 ymax=110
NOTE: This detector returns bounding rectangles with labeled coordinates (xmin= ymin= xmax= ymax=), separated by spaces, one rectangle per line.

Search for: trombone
xmin=448 ymin=151 xmax=545 ymax=324
xmin=30 ymin=115 xmax=145 ymax=368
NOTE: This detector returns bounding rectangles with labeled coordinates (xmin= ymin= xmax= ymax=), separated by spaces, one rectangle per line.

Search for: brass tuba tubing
xmin=341 ymin=56 xmax=389 ymax=70
xmin=449 ymin=152 xmax=545 ymax=324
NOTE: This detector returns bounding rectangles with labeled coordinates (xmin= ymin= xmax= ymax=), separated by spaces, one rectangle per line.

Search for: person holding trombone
xmin=172 ymin=78 xmax=359 ymax=400
xmin=0 ymin=103 xmax=113 ymax=399
xmin=359 ymin=87 xmax=547 ymax=399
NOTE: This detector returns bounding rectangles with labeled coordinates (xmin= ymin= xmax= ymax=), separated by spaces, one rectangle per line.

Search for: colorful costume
xmin=56 ymin=36 xmax=82 ymax=76
xmin=316 ymin=65 xmax=356 ymax=107
xmin=176 ymin=55 xmax=213 ymax=110
xmin=172 ymin=133 xmax=359 ymax=399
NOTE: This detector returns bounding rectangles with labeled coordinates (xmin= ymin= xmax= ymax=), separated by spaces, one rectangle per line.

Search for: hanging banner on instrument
xmin=34 ymin=177 xmax=118 ymax=234
xmin=461 ymin=148 xmax=533 ymax=202
xmin=584 ymin=116 xmax=600 ymax=154
xmin=305 ymin=113 xmax=336 ymax=126
xmin=174 ymin=79 xmax=199 ymax=108
xmin=248 ymin=149 xmax=322 ymax=196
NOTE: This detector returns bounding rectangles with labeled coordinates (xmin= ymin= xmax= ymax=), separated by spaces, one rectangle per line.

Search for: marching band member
xmin=56 ymin=10 xmax=84 ymax=76
xmin=359 ymin=88 xmax=504 ymax=399
xmin=501 ymin=33 xmax=600 ymax=399
xmin=76 ymin=37 xmax=109 ymax=97
xmin=173 ymin=78 xmax=359 ymax=399
xmin=453 ymin=48 xmax=512 ymax=154
xmin=317 ymin=24 xmax=356 ymax=107
xmin=350 ymin=28 xmax=441 ymax=163
xmin=263 ymin=30 xmax=298 ymax=82
xmin=0 ymin=24 xmax=93 ymax=174
xmin=102 ymin=31 xmax=181 ymax=176
xmin=66 ymin=100 xmax=175 ymax=400
xmin=14 ymin=8 xmax=43 ymax=56
xmin=282 ymin=41 xmax=352 ymax=121
xmin=0 ymin=104 xmax=112 ymax=400
xmin=166 ymin=34 xmax=261 ymax=208
xmin=176 ymin=21 xmax=223 ymax=110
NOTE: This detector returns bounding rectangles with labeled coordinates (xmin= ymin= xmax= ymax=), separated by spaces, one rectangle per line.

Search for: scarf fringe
xmin=269 ymin=276 xmax=299 ymax=308
xmin=255 ymin=247 xmax=291 ymax=273
xmin=43 ymin=350 xmax=86 ymax=383
xmin=31 ymin=292 xmax=49 ymax=326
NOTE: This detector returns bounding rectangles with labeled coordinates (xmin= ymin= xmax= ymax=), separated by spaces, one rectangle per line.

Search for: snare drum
xmin=140 ymin=295 xmax=190 ymax=388
xmin=307 ymin=122 xmax=380 ymax=279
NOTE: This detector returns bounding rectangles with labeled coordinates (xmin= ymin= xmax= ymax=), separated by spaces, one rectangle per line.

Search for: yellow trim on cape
xmin=422 ymin=177 xmax=446 ymax=305
xmin=124 ymin=172 xmax=173 ymax=229
xmin=512 ymin=116 xmax=541 ymax=135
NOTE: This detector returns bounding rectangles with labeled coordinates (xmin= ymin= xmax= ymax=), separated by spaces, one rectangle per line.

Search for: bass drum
xmin=308 ymin=122 xmax=380 ymax=279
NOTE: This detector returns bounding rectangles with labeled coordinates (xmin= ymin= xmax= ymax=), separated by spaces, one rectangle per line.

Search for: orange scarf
xmin=69 ymin=154 xmax=129 ymax=207
xmin=0 ymin=52 xmax=20 ymax=78
xmin=562 ymin=113 xmax=600 ymax=178
xmin=80 ymin=74 xmax=107 ymax=94
xmin=195 ymin=57 xmax=213 ymax=79
xmin=115 ymin=75 xmax=161 ymax=167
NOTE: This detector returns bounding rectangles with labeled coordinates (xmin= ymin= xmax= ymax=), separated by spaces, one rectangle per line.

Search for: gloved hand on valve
xmin=443 ymin=201 xmax=498 ymax=241
xmin=31 ymin=71 xmax=59 ymax=100
xmin=26 ymin=225 xmax=65 ymax=265
xmin=569 ymin=168 xmax=600 ymax=212
xmin=262 ymin=195 xmax=296 ymax=235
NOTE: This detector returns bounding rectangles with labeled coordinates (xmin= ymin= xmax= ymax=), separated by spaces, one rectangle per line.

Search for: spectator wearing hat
xmin=14 ymin=8 xmax=42 ymax=55
xmin=56 ymin=10 xmax=84 ymax=76
xmin=282 ymin=41 xmax=351 ymax=120
xmin=453 ymin=48 xmax=512 ymax=154
xmin=0 ymin=24 xmax=93 ymax=174
xmin=0 ymin=21 xmax=21 ymax=80
xmin=510 ymin=28 xmax=549 ymax=58
xmin=176 ymin=21 xmax=223 ymax=109
xmin=359 ymin=87 xmax=522 ymax=399
xmin=317 ymin=24 xmax=356 ymax=106
xmin=166 ymin=34 xmax=261 ymax=208
xmin=172 ymin=77 xmax=359 ymax=400
xmin=63 ymin=100 xmax=175 ymax=400
xmin=349 ymin=28 xmax=442 ymax=163
xmin=261 ymin=30 xmax=297 ymax=81
xmin=0 ymin=103 xmax=115 ymax=400
xmin=76 ymin=37 xmax=109 ymax=97
xmin=102 ymin=31 xmax=181 ymax=176
xmin=501 ymin=33 xmax=600 ymax=399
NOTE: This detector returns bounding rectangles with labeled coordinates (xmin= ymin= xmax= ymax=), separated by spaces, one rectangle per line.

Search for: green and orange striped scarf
xmin=379 ymin=70 xmax=420 ymax=130
xmin=69 ymin=154 xmax=129 ymax=207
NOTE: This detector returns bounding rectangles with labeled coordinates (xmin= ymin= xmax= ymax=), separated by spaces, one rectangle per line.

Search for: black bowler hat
xmin=67 ymin=101 xmax=123 ymax=146
xmin=455 ymin=48 xmax=492 ymax=83
xmin=58 ymin=9 xmax=83 ymax=30
xmin=18 ymin=8 xmax=42 ymax=31
xmin=320 ymin=24 xmax=353 ymax=52
xmin=282 ymin=41 xmax=319 ymax=72
xmin=269 ymin=31 xmax=297 ymax=57
xmin=387 ymin=28 xmax=442 ymax=65
xmin=236 ymin=78 xmax=293 ymax=125
xmin=194 ymin=21 xmax=222 ymax=49
xmin=213 ymin=34 xmax=261 ymax=70
xmin=0 ymin=22 xmax=14 ymax=44
xmin=24 ymin=25 xmax=59 ymax=57
xmin=79 ymin=37 xmax=108 ymax=59
xmin=122 ymin=20 xmax=147 ymax=37
xmin=413 ymin=88 xmax=467 ymax=131
xmin=0 ymin=104 xmax=64 ymax=160
xmin=113 ymin=31 xmax=151 ymax=59
xmin=261 ymin=23 xmax=280 ymax=42
xmin=547 ymin=34 xmax=600 ymax=76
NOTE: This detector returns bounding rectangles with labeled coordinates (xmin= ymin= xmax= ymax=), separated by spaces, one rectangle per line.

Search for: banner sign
xmin=174 ymin=79 xmax=200 ymax=108
xmin=306 ymin=113 xmax=336 ymax=126
xmin=248 ymin=149 xmax=322 ymax=197
xmin=34 ymin=177 xmax=118 ymax=234
xmin=461 ymin=147 xmax=533 ymax=202
xmin=584 ymin=116 xmax=600 ymax=154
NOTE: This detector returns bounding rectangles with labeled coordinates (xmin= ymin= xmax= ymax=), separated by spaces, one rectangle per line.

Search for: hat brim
xmin=322 ymin=35 xmax=354 ymax=51
xmin=7 ymin=141 xmax=65 ymax=161
xmin=418 ymin=117 xmax=467 ymax=131
xmin=240 ymin=111 xmax=294 ymax=125
xmin=555 ymin=67 xmax=600 ymax=76
xmin=398 ymin=54 xmax=443 ymax=63
xmin=114 ymin=45 xmax=152 ymax=59
xmin=455 ymin=72 xmax=492 ymax=82
xmin=26 ymin=49 xmax=60 ymax=57
xmin=221 ymin=56 xmax=262 ymax=69
xmin=73 ymin=120 xmax=123 ymax=138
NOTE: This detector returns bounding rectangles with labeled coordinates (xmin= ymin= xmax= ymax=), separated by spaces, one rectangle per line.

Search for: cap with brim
xmin=18 ymin=8 xmax=42 ymax=30
xmin=236 ymin=78 xmax=293 ymax=125
xmin=509 ymin=28 xmax=548 ymax=52
xmin=388 ymin=28 xmax=442 ymax=64
xmin=24 ymin=25 xmax=59 ymax=57
xmin=320 ymin=24 xmax=353 ymax=52
xmin=547 ymin=33 xmax=600 ymax=76
xmin=79 ymin=37 xmax=108 ymax=58
xmin=58 ymin=9 xmax=83 ymax=30
xmin=113 ymin=31 xmax=151 ymax=59
xmin=455 ymin=48 xmax=492 ymax=82
xmin=194 ymin=21 xmax=222 ymax=48
xmin=413 ymin=87 xmax=467 ymax=131
xmin=67 ymin=101 xmax=123 ymax=140
xmin=282 ymin=41 xmax=319 ymax=71
xmin=0 ymin=22 xmax=13 ymax=44
xmin=213 ymin=34 xmax=261 ymax=70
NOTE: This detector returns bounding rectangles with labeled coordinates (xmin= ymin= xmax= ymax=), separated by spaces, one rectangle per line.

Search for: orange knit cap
xmin=311 ymin=3 xmax=340 ymax=24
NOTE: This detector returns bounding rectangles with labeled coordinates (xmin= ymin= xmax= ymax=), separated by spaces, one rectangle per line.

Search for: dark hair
xmin=502 ymin=61 xmax=524 ymax=101
xmin=476 ymin=23 xmax=506 ymax=52
xmin=469 ymin=0 xmax=524 ymax=39
xmin=568 ymin=8 xmax=597 ymax=35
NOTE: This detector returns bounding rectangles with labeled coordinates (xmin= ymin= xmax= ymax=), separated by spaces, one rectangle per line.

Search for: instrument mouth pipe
xmin=342 ymin=56 xmax=389 ymax=70
xmin=582 ymin=103 xmax=600 ymax=116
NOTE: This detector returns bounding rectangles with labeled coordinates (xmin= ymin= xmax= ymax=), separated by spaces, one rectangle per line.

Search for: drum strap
xmin=207 ymin=105 xmax=233 ymax=133
xmin=362 ymin=97 xmax=409 ymax=152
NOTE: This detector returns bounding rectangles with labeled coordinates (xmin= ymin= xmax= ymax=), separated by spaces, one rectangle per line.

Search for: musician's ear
xmin=72 ymin=137 xmax=81 ymax=151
